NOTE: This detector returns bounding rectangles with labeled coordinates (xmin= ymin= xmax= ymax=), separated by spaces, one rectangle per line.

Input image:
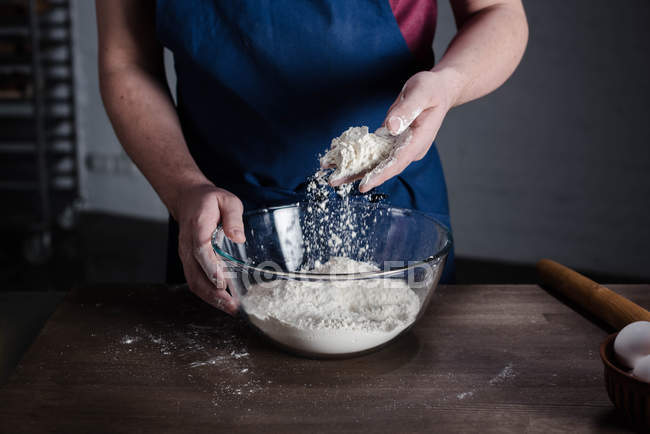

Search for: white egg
xmin=613 ymin=321 xmax=650 ymax=369
xmin=632 ymin=354 xmax=650 ymax=383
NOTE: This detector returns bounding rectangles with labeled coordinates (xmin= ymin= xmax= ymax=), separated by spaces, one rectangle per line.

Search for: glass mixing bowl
xmin=211 ymin=200 xmax=451 ymax=358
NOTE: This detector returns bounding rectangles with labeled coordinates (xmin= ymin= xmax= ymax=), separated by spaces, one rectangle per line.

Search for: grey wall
xmin=73 ymin=1 xmax=650 ymax=278
xmin=434 ymin=0 xmax=650 ymax=278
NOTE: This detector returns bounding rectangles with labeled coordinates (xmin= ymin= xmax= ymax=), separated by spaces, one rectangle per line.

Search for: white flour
xmin=242 ymin=257 xmax=420 ymax=355
xmin=320 ymin=126 xmax=411 ymax=185
xmin=238 ymin=127 xmax=421 ymax=355
xmin=302 ymin=171 xmax=376 ymax=264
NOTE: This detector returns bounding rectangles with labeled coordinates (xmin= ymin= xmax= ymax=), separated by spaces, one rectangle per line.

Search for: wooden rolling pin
xmin=537 ymin=258 xmax=650 ymax=330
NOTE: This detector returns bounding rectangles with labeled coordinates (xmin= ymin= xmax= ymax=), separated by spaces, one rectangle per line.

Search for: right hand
xmin=173 ymin=183 xmax=246 ymax=315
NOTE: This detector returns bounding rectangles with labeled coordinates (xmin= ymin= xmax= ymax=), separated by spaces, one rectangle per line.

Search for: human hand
xmin=174 ymin=183 xmax=246 ymax=315
xmin=358 ymin=69 xmax=462 ymax=193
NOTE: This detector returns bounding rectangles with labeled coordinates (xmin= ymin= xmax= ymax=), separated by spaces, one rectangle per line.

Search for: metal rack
xmin=0 ymin=0 xmax=78 ymax=262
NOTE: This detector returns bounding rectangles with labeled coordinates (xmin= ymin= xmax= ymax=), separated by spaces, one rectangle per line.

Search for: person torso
xmin=155 ymin=0 xmax=448 ymax=221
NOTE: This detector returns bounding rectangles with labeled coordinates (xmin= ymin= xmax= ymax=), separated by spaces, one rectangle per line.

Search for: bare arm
xmin=435 ymin=0 xmax=529 ymax=106
xmin=97 ymin=0 xmax=203 ymax=218
xmin=356 ymin=0 xmax=529 ymax=192
xmin=96 ymin=0 xmax=244 ymax=314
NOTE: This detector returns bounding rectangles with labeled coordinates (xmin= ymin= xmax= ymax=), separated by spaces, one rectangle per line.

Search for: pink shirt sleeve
xmin=389 ymin=0 xmax=437 ymax=68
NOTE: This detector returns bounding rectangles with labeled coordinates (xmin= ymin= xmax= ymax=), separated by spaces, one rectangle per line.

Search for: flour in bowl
xmin=242 ymin=256 xmax=420 ymax=355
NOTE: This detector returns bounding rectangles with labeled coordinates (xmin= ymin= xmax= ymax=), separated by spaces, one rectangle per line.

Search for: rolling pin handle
xmin=536 ymin=259 xmax=650 ymax=331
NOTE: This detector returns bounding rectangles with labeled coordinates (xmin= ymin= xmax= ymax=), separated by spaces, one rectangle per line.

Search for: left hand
xmin=359 ymin=69 xmax=461 ymax=193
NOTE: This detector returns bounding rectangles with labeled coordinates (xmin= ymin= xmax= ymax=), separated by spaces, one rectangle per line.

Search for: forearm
xmin=99 ymin=65 xmax=209 ymax=220
xmin=369 ymin=2 xmax=527 ymax=190
xmin=434 ymin=2 xmax=529 ymax=107
xmin=95 ymin=0 xmax=241 ymax=313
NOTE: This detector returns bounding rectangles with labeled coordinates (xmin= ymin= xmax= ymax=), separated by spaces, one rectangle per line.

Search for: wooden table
xmin=1 ymin=284 xmax=648 ymax=433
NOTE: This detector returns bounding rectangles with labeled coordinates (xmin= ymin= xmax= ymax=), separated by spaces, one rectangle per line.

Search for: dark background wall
xmin=434 ymin=0 xmax=650 ymax=278
xmin=71 ymin=0 xmax=650 ymax=280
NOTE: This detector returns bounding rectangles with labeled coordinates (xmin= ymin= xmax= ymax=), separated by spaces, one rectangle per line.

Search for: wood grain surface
xmin=1 ymin=284 xmax=649 ymax=434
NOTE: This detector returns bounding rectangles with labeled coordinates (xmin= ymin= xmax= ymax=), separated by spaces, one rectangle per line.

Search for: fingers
xmin=329 ymin=172 xmax=365 ymax=187
xmin=194 ymin=242 xmax=226 ymax=288
xmin=218 ymin=194 xmax=246 ymax=243
xmin=176 ymin=186 xmax=247 ymax=314
xmin=360 ymin=107 xmax=445 ymax=193
xmin=192 ymin=191 xmax=244 ymax=288
xmin=358 ymin=143 xmax=412 ymax=194
xmin=192 ymin=192 xmax=221 ymax=259
xmin=187 ymin=193 xmax=224 ymax=287
xmin=384 ymin=78 xmax=431 ymax=136
xmin=191 ymin=235 xmax=232 ymax=312
xmin=408 ymin=106 xmax=446 ymax=160
xmin=184 ymin=253 xmax=238 ymax=315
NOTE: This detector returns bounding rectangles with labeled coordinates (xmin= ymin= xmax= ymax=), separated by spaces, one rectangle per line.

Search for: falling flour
xmin=239 ymin=126 xmax=421 ymax=355
xmin=242 ymin=257 xmax=420 ymax=355
xmin=320 ymin=126 xmax=411 ymax=186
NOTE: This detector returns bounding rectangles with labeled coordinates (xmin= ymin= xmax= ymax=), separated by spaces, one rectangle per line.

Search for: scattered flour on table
xmin=489 ymin=362 xmax=516 ymax=385
xmin=454 ymin=363 xmax=516 ymax=401
xmin=320 ymin=126 xmax=411 ymax=186
xmin=242 ymin=256 xmax=420 ymax=355
xmin=110 ymin=317 xmax=258 ymax=406
xmin=120 ymin=335 xmax=140 ymax=345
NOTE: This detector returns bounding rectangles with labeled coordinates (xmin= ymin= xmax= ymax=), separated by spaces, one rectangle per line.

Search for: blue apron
xmin=156 ymin=0 xmax=454 ymax=282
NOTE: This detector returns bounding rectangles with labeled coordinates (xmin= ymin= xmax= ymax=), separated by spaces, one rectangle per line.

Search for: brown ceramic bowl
xmin=600 ymin=333 xmax=650 ymax=432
